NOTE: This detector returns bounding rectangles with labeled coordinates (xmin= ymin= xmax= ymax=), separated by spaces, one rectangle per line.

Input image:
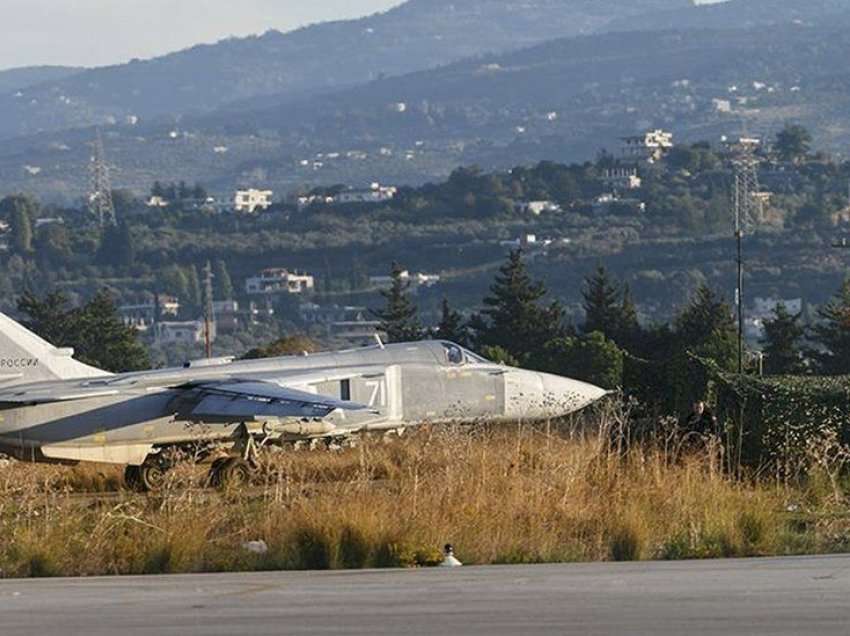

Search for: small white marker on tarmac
xmin=440 ymin=544 xmax=462 ymax=567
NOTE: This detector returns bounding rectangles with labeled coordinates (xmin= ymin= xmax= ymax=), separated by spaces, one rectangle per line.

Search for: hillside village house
xmin=621 ymin=129 xmax=674 ymax=163
xmin=369 ymin=270 xmax=440 ymax=291
xmin=603 ymin=167 xmax=642 ymax=191
xmin=333 ymin=182 xmax=397 ymax=205
xmin=245 ymin=269 xmax=315 ymax=295
xmin=153 ymin=320 xmax=215 ymax=346
xmin=515 ymin=200 xmax=561 ymax=215
xmin=234 ymin=188 xmax=273 ymax=214
xmin=119 ymin=295 xmax=181 ymax=332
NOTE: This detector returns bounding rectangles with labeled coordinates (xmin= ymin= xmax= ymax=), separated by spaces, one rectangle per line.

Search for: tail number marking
xmin=364 ymin=379 xmax=387 ymax=408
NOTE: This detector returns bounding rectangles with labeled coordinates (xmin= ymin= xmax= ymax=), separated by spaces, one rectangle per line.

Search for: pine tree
xmin=1 ymin=195 xmax=37 ymax=254
xmin=213 ymin=259 xmax=234 ymax=300
xmin=582 ymin=267 xmax=642 ymax=351
xmin=810 ymin=279 xmax=850 ymax=375
xmin=372 ymin=262 xmax=422 ymax=343
xmin=185 ymin=265 xmax=203 ymax=316
xmin=435 ymin=298 xmax=466 ymax=345
xmin=74 ymin=290 xmax=151 ymax=372
xmin=17 ymin=290 xmax=150 ymax=372
xmin=475 ymin=250 xmax=565 ymax=362
xmin=674 ymin=284 xmax=737 ymax=370
xmin=582 ymin=266 xmax=621 ymax=337
xmin=761 ymin=303 xmax=805 ymax=375
xmin=618 ymin=284 xmax=642 ymax=350
xmin=17 ymin=290 xmax=74 ymax=346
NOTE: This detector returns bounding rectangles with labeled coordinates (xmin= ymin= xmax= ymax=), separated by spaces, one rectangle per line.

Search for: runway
xmin=2 ymin=555 xmax=850 ymax=635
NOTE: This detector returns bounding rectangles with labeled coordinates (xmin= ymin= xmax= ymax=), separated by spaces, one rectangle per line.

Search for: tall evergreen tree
xmin=435 ymin=298 xmax=466 ymax=345
xmin=761 ymin=303 xmax=805 ymax=375
xmin=372 ymin=262 xmax=422 ymax=343
xmin=17 ymin=290 xmax=150 ymax=372
xmin=74 ymin=290 xmax=151 ymax=372
xmin=17 ymin=290 xmax=75 ymax=346
xmin=1 ymin=195 xmax=37 ymax=254
xmin=474 ymin=250 xmax=565 ymax=362
xmin=213 ymin=259 xmax=234 ymax=300
xmin=810 ymin=279 xmax=850 ymax=375
xmin=581 ymin=267 xmax=641 ymax=351
xmin=185 ymin=265 xmax=203 ymax=316
xmin=674 ymin=284 xmax=737 ymax=370
xmin=582 ymin=266 xmax=621 ymax=337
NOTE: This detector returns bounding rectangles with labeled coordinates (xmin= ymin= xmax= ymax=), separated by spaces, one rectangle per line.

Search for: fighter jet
xmin=0 ymin=312 xmax=607 ymax=490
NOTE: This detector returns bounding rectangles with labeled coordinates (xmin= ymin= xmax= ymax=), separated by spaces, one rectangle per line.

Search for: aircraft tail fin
xmin=0 ymin=312 xmax=109 ymax=387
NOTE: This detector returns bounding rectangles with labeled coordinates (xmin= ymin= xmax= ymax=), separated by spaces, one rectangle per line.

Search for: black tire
xmin=124 ymin=465 xmax=142 ymax=491
xmin=138 ymin=462 xmax=167 ymax=492
xmin=207 ymin=457 xmax=230 ymax=488
xmin=216 ymin=458 xmax=252 ymax=490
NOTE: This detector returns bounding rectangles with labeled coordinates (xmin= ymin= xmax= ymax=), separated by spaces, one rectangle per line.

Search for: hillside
xmin=606 ymin=0 xmax=850 ymax=32
xmin=5 ymin=4 xmax=850 ymax=198
xmin=0 ymin=0 xmax=691 ymax=140
xmin=0 ymin=66 xmax=81 ymax=93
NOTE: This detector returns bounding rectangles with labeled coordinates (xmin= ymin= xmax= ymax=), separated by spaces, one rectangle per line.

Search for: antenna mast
xmin=203 ymin=261 xmax=215 ymax=359
xmin=88 ymin=129 xmax=117 ymax=227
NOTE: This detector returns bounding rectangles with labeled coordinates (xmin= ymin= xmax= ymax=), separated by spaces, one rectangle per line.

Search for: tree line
xmin=373 ymin=250 xmax=850 ymax=392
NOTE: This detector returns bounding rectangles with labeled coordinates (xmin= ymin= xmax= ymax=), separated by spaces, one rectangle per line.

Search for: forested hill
xmin=605 ymin=0 xmax=850 ymax=32
xmin=0 ymin=0 xmax=690 ymax=140
xmin=0 ymin=66 xmax=81 ymax=94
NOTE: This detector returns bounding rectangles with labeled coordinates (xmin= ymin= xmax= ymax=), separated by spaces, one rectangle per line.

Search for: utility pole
xmin=203 ymin=261 xmax=215 ymax=359
xmin=730 ymin=137 xmax=764 ymax=375
xmin=88 ymin=129 xmax=117 ymax=227
xmin=728 ymin=136 xmax=764 ymax=476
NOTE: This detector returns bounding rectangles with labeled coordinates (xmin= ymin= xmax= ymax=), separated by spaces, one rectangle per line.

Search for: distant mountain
xmin=0 ymin=66 xmax=81 ymax=94
xmin=0 ymin=0 xmax=693 ymax=139
xmin=606 ymin=0 xmax=850 ymax=32
xmin=5 ymin=2 xmax=850 ymax=199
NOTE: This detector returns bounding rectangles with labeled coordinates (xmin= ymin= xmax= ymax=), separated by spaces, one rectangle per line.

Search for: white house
xmin=234 ymin=189 xmax=273 ymax=214
xmin=604 ymin=167 xmax=642 ymax=191
xmin=515 ymin=200 xmax=562 ymax=216
xmin=369 ymin=270 xmax=440 ymax=290
xmin=333 ymin=183 xmax=398 ymax=205
xmin=621 ymin=129 xmax=674 ymax=162
xmin=154 ymin=320 xmax=214 ymax=346
xmin=245 ymin=269 xmax=315 ymax=295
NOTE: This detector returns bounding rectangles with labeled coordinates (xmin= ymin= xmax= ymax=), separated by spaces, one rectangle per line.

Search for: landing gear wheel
xmin=207 ymin=457 xmax=230 ymax=488
xmin=139 ymin=462 xmax=167 ymax=491
xmin=214 ymin=458 xmax=252 ymax=490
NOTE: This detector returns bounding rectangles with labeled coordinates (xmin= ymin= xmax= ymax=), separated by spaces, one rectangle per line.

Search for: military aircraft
xmin=0 ymin=312 xmax=607 ymax=490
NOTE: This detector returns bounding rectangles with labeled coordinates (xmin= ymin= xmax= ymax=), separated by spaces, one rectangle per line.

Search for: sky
xmin=0 ymin=0 xmax=404 ymax=70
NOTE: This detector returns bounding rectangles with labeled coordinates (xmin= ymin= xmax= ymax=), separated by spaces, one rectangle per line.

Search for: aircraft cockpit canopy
xmin=440 ymin=342 xmax=489 ymax=366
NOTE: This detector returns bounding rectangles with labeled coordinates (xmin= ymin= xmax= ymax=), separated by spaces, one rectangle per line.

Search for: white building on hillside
xmin=621 ymin=129 xmax=674 ymax=162
xmin=234 ymin=189 xmax=273 ymax=214
xmin=369 ymin=270 xmax=440 ymax=290
xmin=333 ymin=183 xmax=397 ymax=205
xmin=154 ymin=320 xmax=214 ymax=346
xmin=245 ymin=269 xmax=315 ymax=295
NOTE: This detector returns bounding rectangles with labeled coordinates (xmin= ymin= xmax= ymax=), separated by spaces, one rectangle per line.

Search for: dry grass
xmin=1 ymin=411 xmax=848 ymax=578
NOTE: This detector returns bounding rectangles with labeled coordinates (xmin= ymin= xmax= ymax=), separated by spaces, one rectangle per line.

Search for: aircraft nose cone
xmin=540 ymin=372 xmax=608 ymax=415
xmin=505 ymin=370 xmax=607 ymax=420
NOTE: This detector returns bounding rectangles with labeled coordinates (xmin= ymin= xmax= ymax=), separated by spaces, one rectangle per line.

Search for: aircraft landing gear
xmin=208 ymin=457 xmax=252 ymax=489
xmin=207 ymin=424 xmax=262 ymax=490
xmin=124 ymin=460 xmax=168 ymax=492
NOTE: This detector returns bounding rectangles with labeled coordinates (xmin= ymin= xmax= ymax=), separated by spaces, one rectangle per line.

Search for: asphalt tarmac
xmin=2 ymin=555 xmax=850 ymax=635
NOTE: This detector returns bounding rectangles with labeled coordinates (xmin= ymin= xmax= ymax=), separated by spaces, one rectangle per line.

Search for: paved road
xmin=2 ymin=556 xmax=850 ymax=635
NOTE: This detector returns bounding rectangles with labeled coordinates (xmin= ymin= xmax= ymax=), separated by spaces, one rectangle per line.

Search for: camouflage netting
xmin=624 ymin=353 xmax=850 ymax=472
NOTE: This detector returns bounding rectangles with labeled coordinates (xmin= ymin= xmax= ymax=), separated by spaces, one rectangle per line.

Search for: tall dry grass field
xmin=1 ymin=412 xmax=848 ymax=578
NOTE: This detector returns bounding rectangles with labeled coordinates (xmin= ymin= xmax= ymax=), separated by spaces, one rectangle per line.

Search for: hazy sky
xmin=0 ymin=1 xmax=403 ymax=70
